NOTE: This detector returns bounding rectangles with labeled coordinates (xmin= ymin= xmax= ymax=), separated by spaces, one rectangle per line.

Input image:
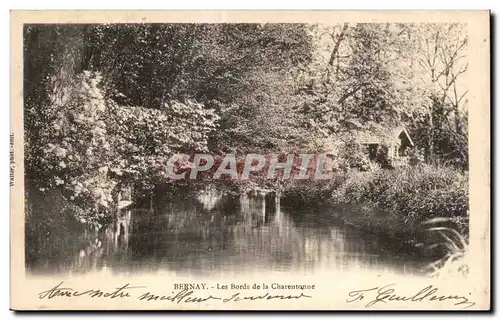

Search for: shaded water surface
xmin=26 ymin=193 xmax=426 ymax=276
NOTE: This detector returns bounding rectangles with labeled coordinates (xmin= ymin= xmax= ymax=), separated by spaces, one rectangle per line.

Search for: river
xmin=26 ymin=192 xmax=427 ymax=276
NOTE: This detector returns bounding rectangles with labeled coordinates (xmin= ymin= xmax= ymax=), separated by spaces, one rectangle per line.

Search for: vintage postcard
xmin=10 ymin=10 xmax=490 ymax=310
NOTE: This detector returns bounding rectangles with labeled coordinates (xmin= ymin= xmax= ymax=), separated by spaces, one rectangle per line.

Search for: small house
xmin=353 ymin=126 xmax=415 ymax=166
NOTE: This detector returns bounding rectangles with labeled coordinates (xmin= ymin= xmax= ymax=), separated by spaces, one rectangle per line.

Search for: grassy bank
xmin=281 ymin=165 xmax=469 ymax=249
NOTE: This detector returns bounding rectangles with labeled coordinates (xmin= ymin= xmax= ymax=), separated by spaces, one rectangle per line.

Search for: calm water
xmin=26 ymin=192 xmax=426 ymax=276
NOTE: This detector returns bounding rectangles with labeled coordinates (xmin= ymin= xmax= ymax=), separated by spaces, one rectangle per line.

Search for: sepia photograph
xmin=10 ymin=10 xmax=490 ymax=311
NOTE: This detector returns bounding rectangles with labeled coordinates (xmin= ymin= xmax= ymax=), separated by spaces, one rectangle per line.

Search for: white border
xmin=3 ymin=1 xmax=496 ymax=319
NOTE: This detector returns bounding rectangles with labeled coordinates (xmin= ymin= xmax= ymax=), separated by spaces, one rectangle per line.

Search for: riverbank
xmin=25 ymin=163 xmax=469 ymax=270
xmin=281 ymin=165 xmax=469 ymax=254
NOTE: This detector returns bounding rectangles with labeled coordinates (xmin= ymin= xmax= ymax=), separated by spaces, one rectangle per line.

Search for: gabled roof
xmin=395 ymin=127 xmax=414 ymax=146
xmin=354 ymin=126 xmax=414 ymax=146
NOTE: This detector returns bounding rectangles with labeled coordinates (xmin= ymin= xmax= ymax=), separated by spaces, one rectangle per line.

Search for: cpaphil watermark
xmin=166 ymin=153 xmax=334 ymax=181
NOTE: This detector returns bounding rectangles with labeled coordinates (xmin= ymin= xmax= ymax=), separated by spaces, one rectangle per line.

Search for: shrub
xmin=282 ymin=164 xmax=469 ymax=240
xmin=334 ymin=165 xmax=468 ymax=222
xmin=281 ymin=174 xmax=347 ymax=207
xmin=26 ymin=71 xmax=219 ymax=227
xmin=373 ymin=165 xmax=469 ymax=224
xmin=335 ymin=141 xmax=372 ymax=171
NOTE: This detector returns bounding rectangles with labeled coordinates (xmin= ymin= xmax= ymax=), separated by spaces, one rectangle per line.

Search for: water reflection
xmin=27 ymin=193 xmax=424 ymax=276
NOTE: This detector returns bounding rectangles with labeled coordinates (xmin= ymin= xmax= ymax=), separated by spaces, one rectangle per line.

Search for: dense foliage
xmin=27 ymin=71 xmax=218 ymax=224
xmin=24 ymin=23 xmax=469 ymax=227
xmin=282 ymin=164 xmax=469 ymax=241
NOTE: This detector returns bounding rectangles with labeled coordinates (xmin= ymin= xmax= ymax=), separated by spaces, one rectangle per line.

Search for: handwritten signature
xmin=347 ymin=284 xmax=475 ymax=309
xmin=38 ymin=282 xmax=312 ymax=303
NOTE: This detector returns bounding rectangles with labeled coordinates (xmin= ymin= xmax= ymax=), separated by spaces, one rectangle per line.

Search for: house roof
xmin=354 ymin=126 xmax=414 ymax=146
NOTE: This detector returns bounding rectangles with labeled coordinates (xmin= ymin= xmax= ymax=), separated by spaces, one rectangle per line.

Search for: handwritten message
xmin=38 ymin=281 xmax=313 ymax=304
xmin=37 ymin=281 xmax=476 ymax=309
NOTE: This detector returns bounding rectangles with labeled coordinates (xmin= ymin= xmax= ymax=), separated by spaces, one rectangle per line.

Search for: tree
xmin=293 ymin=23 xmax=468 ymax=170
xmin=411 ymin=23 xmax=468 ymax=168
xmin=296 ymin=24 xmax=424 ymax=147
xmin=30 ymin=71 xmax=219 ymax=225
xmin=24 ymin=23 xmax=314 ymax=225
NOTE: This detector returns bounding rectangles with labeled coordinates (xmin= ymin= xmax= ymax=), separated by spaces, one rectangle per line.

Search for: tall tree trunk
xmin=110 ymin=180 xmax=123 ymax=219
xmin=328 ymin=23 xmax=349 ymax=67
xmin=326 ymin=23 xmax=349 ymax=81
xmin=428 ymin=110 xmax=435 ymax=164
